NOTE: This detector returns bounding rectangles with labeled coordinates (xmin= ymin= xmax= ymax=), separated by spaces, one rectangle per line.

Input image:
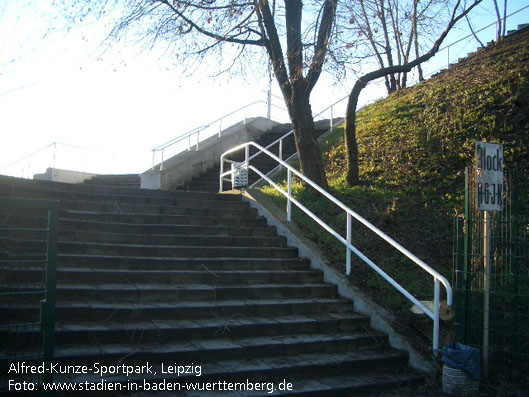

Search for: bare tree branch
xmin=306 ymin=0 xmax=338 ymax=93
xmin=344 ymin=0 xmax=483 ymax=185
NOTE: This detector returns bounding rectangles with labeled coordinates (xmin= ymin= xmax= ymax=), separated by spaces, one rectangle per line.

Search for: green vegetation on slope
xmin=261 ymin=29 xmax=529 ymax=328
xmin=329 ymin=28 xmax=529 ymax=203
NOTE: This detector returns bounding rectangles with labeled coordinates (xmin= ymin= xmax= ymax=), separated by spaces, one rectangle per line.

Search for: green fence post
xmin=510 ymin=171 xmax=520 ymax=380
xmin=463 ymin=167 xmax=472 ymax=344
xmin=455 ymin=217 xmax=465 ymax=342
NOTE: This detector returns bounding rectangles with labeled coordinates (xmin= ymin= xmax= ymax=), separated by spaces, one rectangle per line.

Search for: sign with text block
xmin=475 ymin=141 xmax=504 ymax=212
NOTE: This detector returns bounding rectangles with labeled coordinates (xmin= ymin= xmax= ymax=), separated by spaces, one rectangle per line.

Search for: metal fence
xmin=454 ymin=167 xmax=528 ymax=388
xmin=0 ymin=197 xmax=59 ymax=393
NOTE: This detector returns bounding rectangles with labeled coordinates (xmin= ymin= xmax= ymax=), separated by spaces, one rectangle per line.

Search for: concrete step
xmin=3 ymin=314 xmax=372 ymax=355
xmin=4 ymin=229 xmax=288 ymax=247
xmin=1 ymin=218 xmax=278 ymax=238
xmin=75 ymin=297 xmax=350 ymax=321
xmin=60 ymin=211 xmax=268 ymax=227
xmin=4 ymin=263 xmax=321 ymax=284
xmin=57 ymin=255 xmax=308 ymax=271
xmin=86 ymin=174 xmax=140 ymax=179
xmin=85 ymin=180 xmax=140 ymax=187
xmin=0 ymin=188 xmax=239 ymax=208
xmin=59 ymin=219 xmax=278 ymax=237
xmin=5 ymin=237 xmax=293 ymax=257
xmin=187 ymin=174 xmax=221 ymax=183
xmin=182 ymin=350 xmax=409 ymax=383
xmin=18 ymin=312 xmax=370 ymax=346
xmin=56 ymin=242 xmax=299 ymax=258
xmin=0 ymin=182 xmax=242 ymax=205
xmin=51 ymin=282 xmax=336 ymax=302
xmin=2 ymin=298 xmax=353 ymax=322
xmin=56 ymin=199 xmax=258 ymax=217
xmin=50 ymin=350 xmax=410 ymax=387
xmin=185 ymin=182 xmax=220 ymax=191
xmin=84 ymin=174 xmax=141 ymax=188
xmin=53 ymin=331 xmax=386 ymax=365
xmin=1 ymin=283 xmax=336 ymax=303
xmin=37 ymin=267 xmax=321 ymax=284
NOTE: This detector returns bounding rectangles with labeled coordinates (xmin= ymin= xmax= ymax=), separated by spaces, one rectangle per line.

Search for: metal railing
xmin=247 ymin=95 xmax=348 ymax=187
xmin=151 ymin=99 xmax=287 ymax=171
xmin=1 ymin=142 xmax=118 ymax=179
xmin=149 ymin=92 xmax=347 ymax=172
xmin=0 ymin=197 xmax=59 ymax=391
xmin=220 ymin=142 xmax=453 ymax=352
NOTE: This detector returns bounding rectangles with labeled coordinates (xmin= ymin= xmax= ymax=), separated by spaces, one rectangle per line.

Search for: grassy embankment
xmin=260 ymin=29 xmax=529 ymax=327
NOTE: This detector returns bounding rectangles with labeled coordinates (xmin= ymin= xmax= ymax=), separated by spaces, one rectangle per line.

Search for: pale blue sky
xmin=1 ymin=0 xmax=527 ymax=177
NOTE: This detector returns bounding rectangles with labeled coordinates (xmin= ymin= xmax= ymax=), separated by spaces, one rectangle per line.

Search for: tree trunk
xmin=344 ymin=0 xmax=484 ymax=186
xmin=493 ymin=0 xmax=502 ymax=42
xmin=287 ymin=89 xmax=329 ymax=190
xmin=344 ymin=79 xmax=366 ymax=186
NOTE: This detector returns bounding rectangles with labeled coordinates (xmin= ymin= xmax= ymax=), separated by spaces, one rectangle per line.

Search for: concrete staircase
xmin=180 ymin=120 xmax=332 ymax=193
xmin=0 ymin=175 xmax=422 ymax=394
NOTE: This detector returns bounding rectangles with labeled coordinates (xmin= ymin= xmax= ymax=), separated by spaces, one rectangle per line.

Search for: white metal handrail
xmin=151 ymin=99 xmax=283 ymax=171
xmin=247 ymin=95 xmax=348 ymax=186
xmin=220 ymin=141 xmax=453 ymax=353
xmin=2 ymin=142 xmax=118 ymax=178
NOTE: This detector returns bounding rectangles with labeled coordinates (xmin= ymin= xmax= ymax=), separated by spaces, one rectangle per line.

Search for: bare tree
xmin=341 ymin=0 xmax=457 ymax=95
xmin=344 ymin=0 xmax=483 ymax=185
xmin=465 ymin=12 xmax=485 ymax=48
xmin=492 ymin=0 xmax=508 ymax=42
xmin=58 ymin=0 xmax=338 ymax=189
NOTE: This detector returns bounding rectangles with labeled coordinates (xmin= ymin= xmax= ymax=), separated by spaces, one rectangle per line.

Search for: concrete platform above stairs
xmin=0 ymin=175 xmax=423 ymax=395
xmin=141 ymin=117 xmax=280 ymax=191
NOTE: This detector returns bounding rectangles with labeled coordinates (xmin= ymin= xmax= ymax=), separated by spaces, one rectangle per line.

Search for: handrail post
xmin=196 ymin=131 xmax=200 ymax=150
xmin=287 ymin=169 xmax=292 ymax=222
xmin=219 ymin=120 xmax=222 ymax=137
xmin=245 ymin=145 xmax=249 ymax=171
xmin=279 ymin=139 xmax=283 ymax=171
xmin=433 ymin=278 xmax=440 ymax=353
xmin=330 ymin=105 xmax=334 ymax=130
xmin=52 ymin=142 xmax=57 ymax=169
xmin=152 ymin=150 xmax=156 ymax=170
xmin=188 ymin=135 xmax=191 ymax=151
xmin=346 ymin=213 xmax=352 ymax=276
xmin=267 ymin=86 xmax=272 ymax=119
xmin=244 ymin=145 xmax=250 ymax=190
xmin=160 ymin=149 xmax=165 ymax=172
xmin=219 ymin=158 xmax=224 ymax=193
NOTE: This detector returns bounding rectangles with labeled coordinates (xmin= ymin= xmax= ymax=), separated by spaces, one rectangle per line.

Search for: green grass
xmin=259 ymin=30 xmax=529 ymax=320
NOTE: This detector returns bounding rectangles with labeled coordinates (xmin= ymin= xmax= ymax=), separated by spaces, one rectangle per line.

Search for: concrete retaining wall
xmin=33 ymin=168 xmax=96 ymax=184
xmin=141 ymin=117 xmax=279 ymax=190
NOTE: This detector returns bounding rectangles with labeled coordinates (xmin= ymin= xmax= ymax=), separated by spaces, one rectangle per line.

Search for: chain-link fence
xmin=454 ymin=167 xmax=528 ymax=389
xmin=0 ymin=198 xmax=59 ymax=393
